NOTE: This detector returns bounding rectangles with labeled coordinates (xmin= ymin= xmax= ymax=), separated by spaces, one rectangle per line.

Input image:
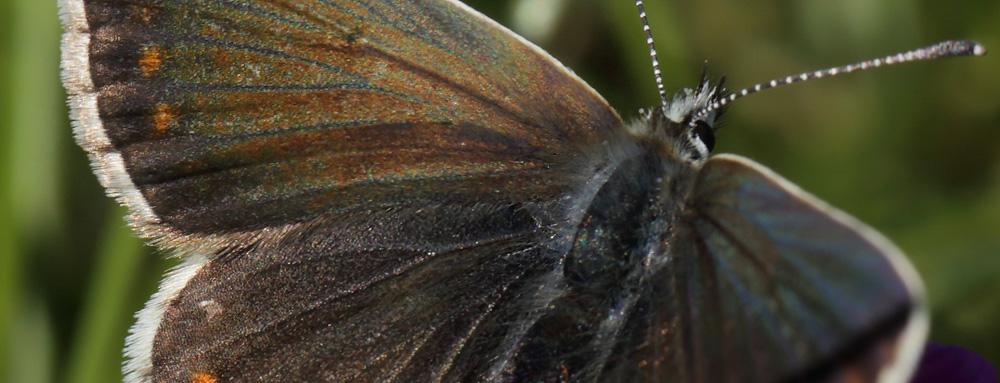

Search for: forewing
xmin=638 ymin=154 xmax=927 ymax=382
xmin=60 ymin=0 xmax=622 ymax=245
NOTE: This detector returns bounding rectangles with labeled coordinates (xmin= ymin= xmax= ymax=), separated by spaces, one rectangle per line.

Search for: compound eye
xmin=693 ymin=120 xmax=715 ymax=152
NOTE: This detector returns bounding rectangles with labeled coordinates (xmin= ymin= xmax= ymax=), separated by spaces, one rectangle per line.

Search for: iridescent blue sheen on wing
xmin=667 ymin=154 xmax=925 ymax=382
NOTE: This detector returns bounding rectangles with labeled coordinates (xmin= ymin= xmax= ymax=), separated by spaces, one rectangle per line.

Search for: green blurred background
xmin=1 ymin=0 xmax=997 ymax=381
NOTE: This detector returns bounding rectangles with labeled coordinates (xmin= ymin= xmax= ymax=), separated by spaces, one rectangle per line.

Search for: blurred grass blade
xmin=62 ymin=205 xmax=145 ymax=383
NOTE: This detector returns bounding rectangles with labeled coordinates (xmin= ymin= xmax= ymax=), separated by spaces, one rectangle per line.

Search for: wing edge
xmin=439 ymin=0 xmax=618 ymax=120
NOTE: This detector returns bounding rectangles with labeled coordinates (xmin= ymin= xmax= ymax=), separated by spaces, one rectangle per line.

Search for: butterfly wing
xmin=61 ymin=0 xmax=621 ymax=245
xmin=629 ymin=154 xmax=926 ymax=382
xmin=150 ymin=205 xmax=565 ymax=382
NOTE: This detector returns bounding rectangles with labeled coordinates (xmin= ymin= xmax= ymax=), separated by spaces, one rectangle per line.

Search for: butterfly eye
xmin=693 ymin=120 xmax=715 ymax=152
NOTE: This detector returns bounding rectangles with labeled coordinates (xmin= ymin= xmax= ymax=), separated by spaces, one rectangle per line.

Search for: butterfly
xmin=58 ymin=0 xmax=983 ymax=381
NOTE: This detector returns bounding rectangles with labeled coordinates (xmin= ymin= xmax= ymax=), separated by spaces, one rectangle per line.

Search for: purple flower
xmin=911 ymin=342 xmax=997 ymax=383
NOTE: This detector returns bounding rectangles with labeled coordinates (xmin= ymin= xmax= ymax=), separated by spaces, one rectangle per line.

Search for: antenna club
xmin=974 ymin=44 xmax=987 ymax=56
xmin=933 ymin=40 xmax=987 ymax=57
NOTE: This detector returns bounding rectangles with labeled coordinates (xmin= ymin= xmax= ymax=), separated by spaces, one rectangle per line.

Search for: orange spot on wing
xmin=140 ymin=46 xmax=164 ymax=75
xmin=128 ymin=5 xmax=155 ymax=25
xmin=154 ymin=104 xmax=175 ymax=136
xmin=191 ymin=372 xmax=217 ymax=383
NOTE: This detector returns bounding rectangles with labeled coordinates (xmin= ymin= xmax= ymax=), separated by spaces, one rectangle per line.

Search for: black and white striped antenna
xmin=689 ymin=40 xmax=986 ymax=123
xmin=633 ymin=4 xmax=985 ymax=124
xmin=635 ymin=0 xmax=668 ymax=110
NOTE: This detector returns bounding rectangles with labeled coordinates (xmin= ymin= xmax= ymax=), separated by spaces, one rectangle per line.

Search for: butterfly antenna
xmin=691 ymin=40 xmax=986 ymax=123
xmin=635 ymin=0 xmax=669 ymax=110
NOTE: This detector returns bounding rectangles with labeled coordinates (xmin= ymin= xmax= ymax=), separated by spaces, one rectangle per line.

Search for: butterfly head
xmin=632 ymin=76 xmax=728 ymax=166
